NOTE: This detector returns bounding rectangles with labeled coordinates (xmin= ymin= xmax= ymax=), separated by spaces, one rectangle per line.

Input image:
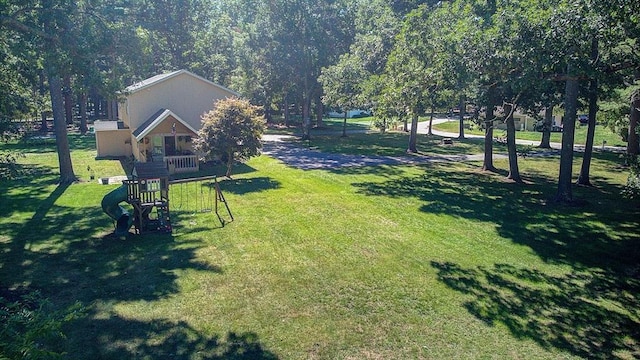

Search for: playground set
xmin=101 ymin=162 xmax=233 ymax=236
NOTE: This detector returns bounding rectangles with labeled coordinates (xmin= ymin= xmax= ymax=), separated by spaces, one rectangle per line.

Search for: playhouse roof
xmin=132 ymin=161 xmax=170 ymax=180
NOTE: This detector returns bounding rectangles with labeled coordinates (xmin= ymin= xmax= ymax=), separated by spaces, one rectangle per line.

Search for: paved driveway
xmin=261 ymin=117 xmax=621 ymax=170
xmin=261 ymin=133 xmax=489 ymax=170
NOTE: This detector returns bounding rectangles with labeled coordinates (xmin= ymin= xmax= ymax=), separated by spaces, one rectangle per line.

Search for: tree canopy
xmin=1 ymin=0 xmax=639 ymax=198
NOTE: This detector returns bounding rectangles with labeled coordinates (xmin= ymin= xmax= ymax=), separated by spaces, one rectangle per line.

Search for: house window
xmin=152 ymin=136 xmax=164 ymax=158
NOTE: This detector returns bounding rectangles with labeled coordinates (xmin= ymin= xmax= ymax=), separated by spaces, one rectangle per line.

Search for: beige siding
xmin=96 ymin=129 xmax=132 ymax=158
xmin=151 ymin=116 xmax=193 ymax=135
xmin=124 ymin=72 xmax=237 ymax=132
xmin=118 ymin=102 xmax=130 ymax=127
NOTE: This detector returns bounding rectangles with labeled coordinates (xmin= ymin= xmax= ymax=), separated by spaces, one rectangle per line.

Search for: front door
xmin=164 ymin=136 xmax=176 ymax=156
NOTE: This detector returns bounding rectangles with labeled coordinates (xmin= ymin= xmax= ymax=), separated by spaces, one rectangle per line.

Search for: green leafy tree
xmin=319 ymin=53 xmax=367 ymax=137
xmin=245 ymin=0 xmax=354 ymax=139
xmin=195 ymin=98 xmax=266 ymax=178
xmin=1 ymin=0 xmax=130 ymax=184
xmin=131 ymin=0 xmax=207 ymax=70
xmin=383 ymin=4 xmax=447 ymax=153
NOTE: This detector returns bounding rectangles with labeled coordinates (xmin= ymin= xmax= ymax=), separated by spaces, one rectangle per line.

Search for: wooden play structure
xmin=107 ymin=162 xmax=233 ymax=235
xmin=123 ymin=162 xmax=172 ymax=234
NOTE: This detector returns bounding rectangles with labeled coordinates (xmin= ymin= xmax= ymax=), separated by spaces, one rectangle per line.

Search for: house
xmin=94 ymin=69 xmax=239 ymax=173
xmin=494 ymin=111 xmax=563 ymax=132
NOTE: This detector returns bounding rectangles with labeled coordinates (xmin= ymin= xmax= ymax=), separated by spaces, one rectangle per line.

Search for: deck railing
xmin=164 ymin=155 xmax=199 ymax=174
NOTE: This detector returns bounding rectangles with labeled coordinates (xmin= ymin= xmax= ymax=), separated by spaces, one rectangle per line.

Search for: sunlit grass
xmin=1 ymin=133 xmax=638 ymax=359
xmin=296 ymin=130 xmax=495 ymax=157
xmin=433 ymin=119 xmax=626 ymax=147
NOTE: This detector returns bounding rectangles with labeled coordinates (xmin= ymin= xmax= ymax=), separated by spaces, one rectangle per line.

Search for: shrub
xmin=623 ymin=156 xmax=640 ymax=200
xmin=194 ymin=98 xmax=266 ymax=178
xmin=0 ymin=289 xmax=84 ymax=360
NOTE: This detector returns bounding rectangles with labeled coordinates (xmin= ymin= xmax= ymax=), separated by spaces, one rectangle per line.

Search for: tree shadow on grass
xmin=70 ymin=312 xmax=278 ymax=359
xmin=431 ymin=261 xmax=640 ymax=359
xmin=328 ymin=164 xmax=410 ymax=178
xmin=349 ymin=162 xmax=640 ymax=358
xmin=0 ymin=163 xmax=58 ymax=218
xmin=1 ymin=181 xmax=278 ymax=359
xmin=217 ymin=176 xmax=281 ymax=195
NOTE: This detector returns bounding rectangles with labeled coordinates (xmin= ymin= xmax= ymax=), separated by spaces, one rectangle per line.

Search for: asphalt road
xmin=261 ymin=118 xmax=622 ymax=170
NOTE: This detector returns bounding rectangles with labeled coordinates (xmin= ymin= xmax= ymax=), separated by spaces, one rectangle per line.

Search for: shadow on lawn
xmin=0 ymin=163 xmax=58 ymax=218
xmin=431 ymin=261 xmax=639 ymax=359
xmin=218 ymin=176 xmax=281 ymax=195
xmin=349 ymin=163 xmax=640 ymax=358
xmin=1 ymin=181 xmax=278 ymax=359
xmin=78 ymin=313 xmax=278 ymax=359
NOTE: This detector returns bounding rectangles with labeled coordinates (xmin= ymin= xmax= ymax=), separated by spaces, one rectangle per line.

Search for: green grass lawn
xmin=1 ymin=133 xmax=639 ymax=359
xmin=266 ymin=117 xmax=374 ymax=136
xmin=433 ymin=119 xmax=626 ymax=147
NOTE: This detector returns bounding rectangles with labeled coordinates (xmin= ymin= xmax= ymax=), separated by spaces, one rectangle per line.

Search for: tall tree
xmin=319 ymin=54 xmax=367 ymax=137
xmin=132 ymin=0 xmax=207 ymax=70
xmin=1 ymin=0 xmax=132 ymax=183
xmin=41 ymin=0 xmax=76 ymax=183
xmin=250 ymin=0 xmax=354 ymax=139
xmin=383 ymin=5 xmax=441 ymax=153
xmin=577 ymin=38 xmax=600 ymax=186
xmin=556 ymin=68 xmax=579 ymax=202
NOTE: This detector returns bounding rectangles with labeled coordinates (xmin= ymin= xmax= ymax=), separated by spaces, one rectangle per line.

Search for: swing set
xmin=169 ymin=175 xmax=234 ymax=227
xmin=102 ymin=161 xmax=233 ymax=235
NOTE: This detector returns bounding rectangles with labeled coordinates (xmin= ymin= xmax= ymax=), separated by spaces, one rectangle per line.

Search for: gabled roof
xmin=124 ymin=69 xmax=239 ymax=96
xmin=132 ymin=108 xmax=198 ymax=142
xmin=132 ymin=161 xmax=170 ymax=180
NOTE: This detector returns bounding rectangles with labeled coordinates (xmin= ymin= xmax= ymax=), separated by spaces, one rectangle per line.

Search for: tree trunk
xmin=106 ymin=98 xmax=114 ymax=120
xmin=316 ymin=97 xmax=324 ymax=128
xmin=504 ymin=103 xmax=522 ymax=183
xmin=40 ymin=111 xmax=49 ymax=133
xmin=283 ymin=94 xmax=290 ymax=127
xmin=225 ymin=150 xmax=234 ymax=178
xmin=555 ymin=74 xmax=579 ymax=203
xmin=577 ymin=77 xmax=598 ymax=186
xmin=47 ymin=67 xmax=77 ymax=184
xmin=342 ymin=112 xmax=347 ymax=137
xmin=301 ymin=74 xmax=312 ymax=140
xmin=539 ymin=106 xmax=553 ymax=148
xmin=90 ymin=88 xmax=100 ymax=120
xmin=264 ymin=97 xmax=273 ymax=123
xmin=111 ymin=99 xmax=118 ymax=120
xmin=407 ymin=113 xmax=419 ymax=153
xmin=39 ymin=71 xmax=48 ymax=132
xmin=427 ymin=108 xmax=434 ymax=135
xmin=458 ymin=95 xmax=465 ymax=139
xmin=577 ymin=37 xmax=599 ymax=186
xmin=482 ymin=95 xmax=497 ymax=172
xmin=302 ymin=95 xmax=311 ymax=140
xmin=64 ymin=74 xmax=73 ymax=125
xmin=628 ymin=89 xmax=640 ymax=157
xmin=79 ymin=92 xmax=88 ymax=135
